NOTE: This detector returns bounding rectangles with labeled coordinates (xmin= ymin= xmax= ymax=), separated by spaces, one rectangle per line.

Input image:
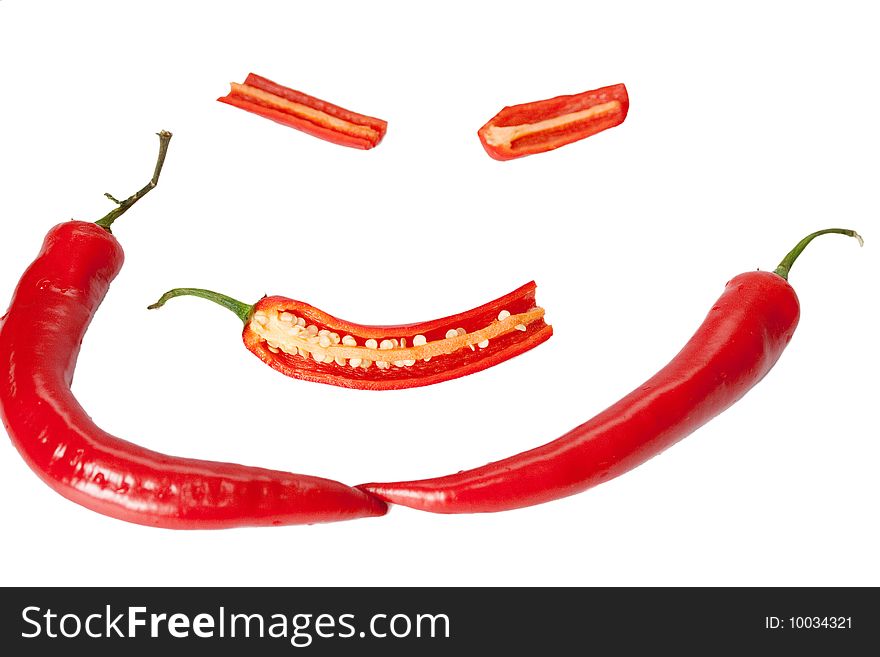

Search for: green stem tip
xmin=95 ymin=130 xmax=172 ymax=231
xmin=773 ymin=228 xmax=863 ymax=280
xmin=148 ymin=288 xmax=254 ymax=324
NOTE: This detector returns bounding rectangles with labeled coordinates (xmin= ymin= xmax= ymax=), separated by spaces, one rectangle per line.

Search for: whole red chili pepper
xmin=0 ymin=132 xmax=386 ymax=528
xmin=360 ymin=229 xmax=862 ymax=513
xmin=218 ymin=73 xmax=388 ymax=150
xmin=478 ymin=83 xmax=629 ymax=160
xmin=147 ymin=283 xmax=551 ymax=391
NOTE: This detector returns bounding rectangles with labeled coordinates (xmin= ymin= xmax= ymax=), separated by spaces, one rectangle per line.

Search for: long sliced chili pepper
xmin=360 ymin=229 xmax=862 ymax=513
xmin=0 ymin=132 xmax=386 ymax=528
xmin=148 ymin=283 xmax=552 ymax=391
xmin=478 ymin=83 xmax=629 ymax=160
xmin=218 ymin=73 xmax=388 ymax=150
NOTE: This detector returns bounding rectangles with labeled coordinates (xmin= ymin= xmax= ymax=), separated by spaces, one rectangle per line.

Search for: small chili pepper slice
xmin=360 ymin=229 xmax=862 ymax=513
xmin=148 ymin=282 xmax=551 ymax=391
xmin=218 ymin=73 xmax=388 ymax=150
xmin=0 ymin=132 xmax=387 ymax=529
xmin=478 ymin=83 xmax=629 ymax=160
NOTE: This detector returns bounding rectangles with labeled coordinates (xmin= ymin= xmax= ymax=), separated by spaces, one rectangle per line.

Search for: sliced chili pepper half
xmin=218 ymin=73 xmax=388 ymax=150
xmin=478 ymin=83 xmax=629 ymax=160
xmin=149 ymin=282 xmax=551 ymax=390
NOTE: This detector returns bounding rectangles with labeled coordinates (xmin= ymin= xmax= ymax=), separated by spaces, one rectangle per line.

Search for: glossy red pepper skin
xmin=360 ymin=240 xmax=856 ymax=513
xmin=218 ymin=73 xmax=387 ymax=149
xmin=0 ymin=222 xmax=386 ymax=528
xmin=478 ymin=83 xmax=629 ymax=160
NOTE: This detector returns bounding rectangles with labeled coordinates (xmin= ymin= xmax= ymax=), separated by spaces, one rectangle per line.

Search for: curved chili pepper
xmin=218 ymin=73 xmax=387 ymax=150
xmin=147 ymin=283 xmax=552 ymax=391
xmin=0 ymin=132 xmax=386 ymax=528
xmin=478 ymin=83 xmax=629 ymax=161
xmin=360 ymin=229 xmax=862 ymax=513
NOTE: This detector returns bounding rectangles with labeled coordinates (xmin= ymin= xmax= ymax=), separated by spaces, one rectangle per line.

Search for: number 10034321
xmin=766 ymin=617 xmax=853 ymax=630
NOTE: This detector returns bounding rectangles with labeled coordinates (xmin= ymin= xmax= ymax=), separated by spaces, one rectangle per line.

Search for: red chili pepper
xmin=147 ymin=283 xmax=552 ymax=391
xmin=360 ymin=229 xmax=862 ymax=513
xmin=0 ymin=132 xmax=386 ymax=528
xmin=478 ymin=83 xmax=629 ymax=160
xmin=218 ymin=73 xmax=388 ymax=150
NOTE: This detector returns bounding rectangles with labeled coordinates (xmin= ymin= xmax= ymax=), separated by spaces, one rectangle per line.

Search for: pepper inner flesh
xmin=482 ymin=101 xmax=621 ymax=147
xmin=248 ymin=307 xmax=545 ymax=370
xmin=229 ymin=83 xmax=381 ymax=141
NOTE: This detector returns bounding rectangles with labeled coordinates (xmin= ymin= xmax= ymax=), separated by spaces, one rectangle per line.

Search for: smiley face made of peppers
xmin=0 ymin=112 xmax=862 ymax=529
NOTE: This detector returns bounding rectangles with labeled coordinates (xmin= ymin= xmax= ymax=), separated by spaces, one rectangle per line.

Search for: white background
xmin=1 ymin=1 xmax=877 ymax=586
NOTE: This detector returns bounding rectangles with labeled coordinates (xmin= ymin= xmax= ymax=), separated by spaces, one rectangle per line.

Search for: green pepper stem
xmin=148 ymin=288 xmax=254 ymax=324
xmin=95 ymin=131 xmax=172 ymax=231
xmin=773 ymin=228 xmax=863 ymax=280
